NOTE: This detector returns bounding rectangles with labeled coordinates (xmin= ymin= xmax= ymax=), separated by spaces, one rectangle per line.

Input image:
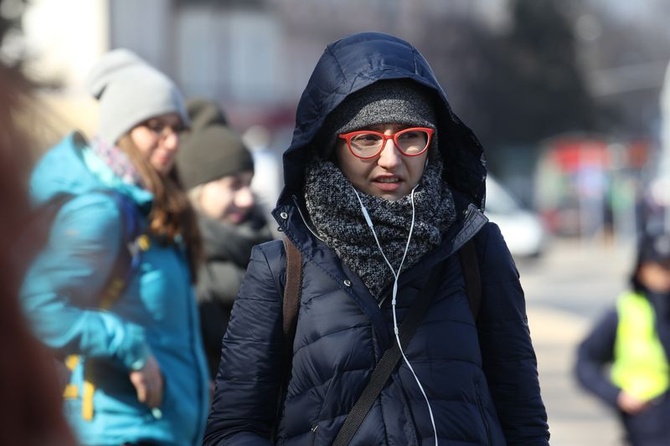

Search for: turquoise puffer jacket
xmin=21 ymin=132 xmax=209 ymax=446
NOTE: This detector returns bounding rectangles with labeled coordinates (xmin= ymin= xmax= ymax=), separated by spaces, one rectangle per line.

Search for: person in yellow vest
xmin=575 ymin=231 xmax=670 ymax=446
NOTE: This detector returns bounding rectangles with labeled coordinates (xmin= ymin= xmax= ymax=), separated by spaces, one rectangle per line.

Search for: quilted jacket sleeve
xmin=204 ymin=240 xmax=285 ymax=446
xmin=474 ymin=223 xmax=550 ymax=445
xmin=20 ymin=192 xmax=150 ymax=371
xmin=574 ymin=308 xmax=620 ymax=407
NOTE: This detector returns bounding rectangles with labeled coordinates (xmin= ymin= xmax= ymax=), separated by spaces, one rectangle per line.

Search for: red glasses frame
xmin=338 ymin=127 xmax=434 ymax=160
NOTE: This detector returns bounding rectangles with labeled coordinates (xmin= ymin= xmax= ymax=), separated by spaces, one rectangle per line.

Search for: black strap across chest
xmin=281 ymin=237 xmax=481 ymax=445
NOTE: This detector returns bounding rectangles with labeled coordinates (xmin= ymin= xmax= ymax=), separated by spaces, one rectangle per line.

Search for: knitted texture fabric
xmin=304 ymin=156 xmax=456 ymax=299
xmin=318 ymin=79 xmax=438 ymax=157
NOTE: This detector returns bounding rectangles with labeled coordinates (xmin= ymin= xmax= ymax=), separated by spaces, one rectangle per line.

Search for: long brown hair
xmin=118 ymin=135 xmax=202 ymax=281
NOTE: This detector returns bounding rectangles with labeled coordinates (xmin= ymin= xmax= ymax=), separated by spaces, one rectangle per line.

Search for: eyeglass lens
xmin=349 ymin=129 xmax=429 ymax=157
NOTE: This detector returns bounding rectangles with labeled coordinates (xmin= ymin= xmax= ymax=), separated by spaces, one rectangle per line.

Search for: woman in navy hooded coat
xmin=204 ymin=32 xmax=549 ymax=446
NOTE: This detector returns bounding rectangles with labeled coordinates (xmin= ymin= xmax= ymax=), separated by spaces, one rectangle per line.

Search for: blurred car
xmin=484 ymin=176 xmax=548 ymax=259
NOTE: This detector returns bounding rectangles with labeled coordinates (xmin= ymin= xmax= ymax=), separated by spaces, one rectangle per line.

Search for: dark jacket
xmin=204 ymin=32 xmax=549 ymax=446
xmin=575 ymin=291 xmax=670 ymax=446
xmin=195 ymin=209 xmax=274 ymax=379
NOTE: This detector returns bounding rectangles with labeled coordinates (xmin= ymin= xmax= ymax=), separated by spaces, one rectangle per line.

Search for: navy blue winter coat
xmin=204 ymin=32 xmax=549 ymax=446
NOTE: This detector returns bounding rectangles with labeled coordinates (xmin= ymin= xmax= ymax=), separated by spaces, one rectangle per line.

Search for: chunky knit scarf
xmin=304 ymin=158 xmax=456 ymax=300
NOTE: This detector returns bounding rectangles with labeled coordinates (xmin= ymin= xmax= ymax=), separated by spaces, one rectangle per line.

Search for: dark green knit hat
xmin=177 ymin=98 xmax=254 ymax=190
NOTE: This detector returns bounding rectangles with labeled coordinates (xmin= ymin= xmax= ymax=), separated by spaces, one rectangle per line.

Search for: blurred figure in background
xmin=20 ymin=49 xmax=209 ymax=446
xmin=177 ymin=98 xmax=275 ymax=383
xmin=575 ymin=231 xmax=670 ymax=446
xmin=0 ymin=21 xmax=77 ymax=446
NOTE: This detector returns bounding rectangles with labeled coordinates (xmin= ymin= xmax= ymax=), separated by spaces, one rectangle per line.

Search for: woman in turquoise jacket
xmin=20 ymin=49 xmax=209 ymax=446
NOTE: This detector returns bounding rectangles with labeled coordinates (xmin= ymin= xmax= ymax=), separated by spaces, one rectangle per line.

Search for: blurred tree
xmin=412 ymin=14 xmax=506 ymax=151
xmin=496 ymin=0 xmax=597 ymax=143
xmin=414 ymin=0 xmax=599 ymax=157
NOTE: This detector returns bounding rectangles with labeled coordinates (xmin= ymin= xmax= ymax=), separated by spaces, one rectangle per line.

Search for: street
xmin=519 ymin=238 xmax=634 ymax=445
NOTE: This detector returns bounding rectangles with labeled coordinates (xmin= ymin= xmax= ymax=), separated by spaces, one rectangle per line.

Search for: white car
xmin=484 ymin=176 xmax=548 ymax=259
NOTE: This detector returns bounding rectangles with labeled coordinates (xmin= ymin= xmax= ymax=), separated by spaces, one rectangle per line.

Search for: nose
xmin=235 ymin=186 xmax=255 ymax=209
xmin=162 ymin=131 xmax=180 ymax=152
xmin=377 ymin=138 xmax=402 ymax=168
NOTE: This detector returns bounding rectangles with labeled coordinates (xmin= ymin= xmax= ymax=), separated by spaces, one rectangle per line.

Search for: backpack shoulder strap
xmin=274 ymin=236 xmax=303 ymax=439
xmin=98 ymin=190 xmax=144 ymax=309
xmin=458 ymin=238 xmax=481 ymax=321
xmin=282 ymin=236 xmax=303 ymax=344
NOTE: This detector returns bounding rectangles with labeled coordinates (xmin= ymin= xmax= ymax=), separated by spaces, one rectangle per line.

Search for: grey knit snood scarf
xmin=304 ymin=158 xmax=457 ymax=300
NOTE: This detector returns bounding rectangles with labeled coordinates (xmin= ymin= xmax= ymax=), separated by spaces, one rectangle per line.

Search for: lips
xmin=373 ymin=176 xmax=404 ymax=194
xmin=376 ymin=177 xmax=400 ymax=183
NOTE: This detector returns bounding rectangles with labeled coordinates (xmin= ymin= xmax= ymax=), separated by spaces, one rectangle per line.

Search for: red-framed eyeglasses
xmin=338 ymin=127 xmax=434 ymax=159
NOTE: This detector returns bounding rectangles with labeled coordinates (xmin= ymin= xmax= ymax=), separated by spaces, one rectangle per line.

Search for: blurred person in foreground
xmin=0 ymin=34 xmax=78 ymax=446
xmin=204 ymin=31 xmax=550 ymax=446
xmin=176 ymin=98 xmax=275 ymax=384
xmin=575 ymin=231 xmax=670 ymax=446
xmin=20 ymin=49 xmax=209 ymax=446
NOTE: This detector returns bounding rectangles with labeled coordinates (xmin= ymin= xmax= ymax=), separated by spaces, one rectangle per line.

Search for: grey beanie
xmin=320 ymin=79 xmax=437 ymax=155
xmin=87 ymin=48 xmax=189 ymax=145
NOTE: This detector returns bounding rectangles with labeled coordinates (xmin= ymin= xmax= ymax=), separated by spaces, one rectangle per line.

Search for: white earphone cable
xmin=354 ymin=185 xmax=438 ymax=445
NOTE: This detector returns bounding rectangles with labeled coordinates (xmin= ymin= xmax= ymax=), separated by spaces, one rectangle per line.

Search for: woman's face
xmin=198 ymin=171 xmax=255 ymax=224
xmin=335 ymin=124 xmax=430 ymax=201
xmin=128 ymin=112 xmax=185 ymax=175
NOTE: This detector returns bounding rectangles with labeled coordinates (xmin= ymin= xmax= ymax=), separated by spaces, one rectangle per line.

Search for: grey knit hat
xmin=319 ymin=79 xmax=437 ymax=156
xmin=177 ymin=98 xmax=254 ymax=191
xmin=87 ymin=49 xmax=188 ymax=145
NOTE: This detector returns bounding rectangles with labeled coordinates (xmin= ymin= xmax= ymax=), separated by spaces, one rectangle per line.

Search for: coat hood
xmin=278 ymin=32 xmax=487 ymax=209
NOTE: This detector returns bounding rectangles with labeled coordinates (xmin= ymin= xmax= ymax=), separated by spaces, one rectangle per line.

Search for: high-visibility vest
xmin=611 ymin=291 xmax=670 ymax=401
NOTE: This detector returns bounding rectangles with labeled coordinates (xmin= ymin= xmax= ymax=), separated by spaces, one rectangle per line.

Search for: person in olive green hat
xmin=177 ymin=98 xmax=254 ymax=192
xmin=177 ymin=98 xmax=275 ymax=382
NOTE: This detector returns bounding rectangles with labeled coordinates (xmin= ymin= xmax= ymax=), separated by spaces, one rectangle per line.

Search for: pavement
xmin=520 ymin=239 xmax=633 ymax=446
xmin=527 ymin=306 xmax=624 ymax=445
